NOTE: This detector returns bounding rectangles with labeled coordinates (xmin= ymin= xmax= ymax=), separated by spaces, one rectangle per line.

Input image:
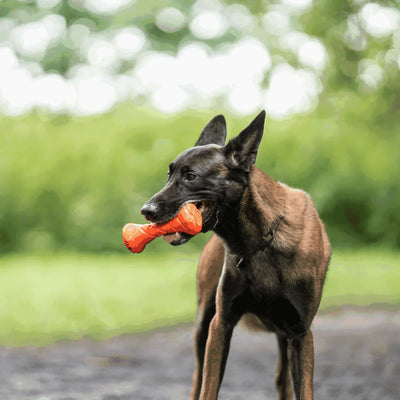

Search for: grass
xmin=320 ymin=248 xmax=400 ymax=310
xmin=0 ymin=248 xmax=399 ymax=347
xmin=0 ymin=252 xmax=199 ymax=347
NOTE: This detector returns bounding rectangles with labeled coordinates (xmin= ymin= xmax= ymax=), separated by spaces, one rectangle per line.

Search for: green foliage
xmin=0 ymin=106 xmax=215 ymax=253
xmin=1 ymin=97 xmax=399 ymax=254
xmin=0 ymin=249 xmax=398 ymax=347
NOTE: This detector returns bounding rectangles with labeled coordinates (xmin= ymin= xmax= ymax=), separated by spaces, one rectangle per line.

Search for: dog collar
xmin=264 ymin=214 xmax=285 ymax=246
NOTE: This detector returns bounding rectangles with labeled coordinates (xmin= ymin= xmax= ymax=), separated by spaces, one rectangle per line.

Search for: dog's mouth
xmin=194 ymin=200 xmax=215 ymax=224
xmin=163 ymin=200 xmax=215 ymax=246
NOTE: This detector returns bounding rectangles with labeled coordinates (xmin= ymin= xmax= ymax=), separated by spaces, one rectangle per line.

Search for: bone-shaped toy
xmin=122 ymin=203 xmax=202 ymax=253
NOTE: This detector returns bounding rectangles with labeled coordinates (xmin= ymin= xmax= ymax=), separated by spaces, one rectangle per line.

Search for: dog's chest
xmin=229 ymin=252 xmax=308 ymax=335
xmin=241 ymin=250 xmax=286 ymax=289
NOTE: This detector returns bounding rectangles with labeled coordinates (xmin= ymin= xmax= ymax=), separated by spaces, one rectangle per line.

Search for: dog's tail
xmin=240 ymin=313 xmax=269 ymax=333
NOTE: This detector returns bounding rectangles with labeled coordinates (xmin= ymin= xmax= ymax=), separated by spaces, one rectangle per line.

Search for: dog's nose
xmin=140 ymin=203 xmax=159 ymax=221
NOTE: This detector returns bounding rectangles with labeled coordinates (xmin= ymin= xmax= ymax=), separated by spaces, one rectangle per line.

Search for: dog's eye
xmin=185 ymin=172 xmax=197 ymax=181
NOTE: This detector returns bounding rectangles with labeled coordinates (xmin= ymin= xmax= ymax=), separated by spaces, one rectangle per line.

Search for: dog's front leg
xmin=276 ymin=334 xmax=293 ymax=400
xmin=288 ymin=329 xmax=314 ymax=400
xmin=199 ymin=313 xmax=236 ymax=400
xmin=199 ymin=259 xmax=243 ymax=400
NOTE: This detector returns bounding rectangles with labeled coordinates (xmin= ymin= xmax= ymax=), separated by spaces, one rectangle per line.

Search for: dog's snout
xmin=141 ymin=202 xmax=159 ymax=221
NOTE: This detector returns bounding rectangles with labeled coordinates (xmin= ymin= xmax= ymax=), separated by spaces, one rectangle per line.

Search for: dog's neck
xmin=214 ymin=166 xmax=286 ymax=257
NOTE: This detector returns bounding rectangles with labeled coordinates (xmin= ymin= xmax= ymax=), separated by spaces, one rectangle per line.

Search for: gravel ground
xmin=0 ymin=309 xmax=399 ymax=400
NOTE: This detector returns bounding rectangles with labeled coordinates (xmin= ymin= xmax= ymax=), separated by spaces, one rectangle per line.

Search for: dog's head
xmin=141 ymin=110 xmax=266 ymax=245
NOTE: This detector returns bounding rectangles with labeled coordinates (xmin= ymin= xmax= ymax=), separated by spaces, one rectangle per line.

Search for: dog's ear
xmin=224 ymin=110 xmax=266 ymax=172
xmin=195 ymin=115 xmax=227 ymax=146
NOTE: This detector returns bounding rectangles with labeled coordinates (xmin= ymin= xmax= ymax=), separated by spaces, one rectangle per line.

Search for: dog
xmin=141 ymin=111 xmax=331 ymax=400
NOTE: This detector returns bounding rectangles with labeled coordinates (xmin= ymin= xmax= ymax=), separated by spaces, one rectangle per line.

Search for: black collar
xmin=264 ymin=214 xmax=285 ymax=246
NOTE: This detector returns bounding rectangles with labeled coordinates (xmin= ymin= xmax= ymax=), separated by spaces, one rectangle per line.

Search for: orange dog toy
xmin=122 ymin=203 xmax=202 ymax=253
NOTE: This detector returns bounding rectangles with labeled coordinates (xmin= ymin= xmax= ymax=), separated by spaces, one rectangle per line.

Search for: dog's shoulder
xmin=278 ymin=181 xmax=330 ymax=262
xmin=278 ymin=181 xmax=312 ymax=203
xmin=278 ymin=180 xmax=315 ymax=222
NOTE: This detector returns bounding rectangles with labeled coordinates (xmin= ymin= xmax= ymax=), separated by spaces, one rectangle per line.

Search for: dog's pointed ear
xmin=224 ymin=110 xmax=266 ymax=172
xmin=195 ymin=115 xmax=227 ymax=147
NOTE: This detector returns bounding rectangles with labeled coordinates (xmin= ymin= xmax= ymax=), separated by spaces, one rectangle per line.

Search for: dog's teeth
xmin=163 ymin=232 xmax=179 ymax=243
xmin=200 ymin=202 xmax=206 ymax=213
xmin=192 ymin=201 xmax=209 ymax=214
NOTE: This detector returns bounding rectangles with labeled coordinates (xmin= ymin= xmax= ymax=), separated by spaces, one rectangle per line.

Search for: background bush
xmin=1 ymin=90 xmax=399 ymax=254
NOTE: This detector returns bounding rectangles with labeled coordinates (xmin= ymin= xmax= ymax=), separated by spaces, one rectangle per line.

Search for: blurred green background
xmin=0 ymin=0 xmax=399 ymax=346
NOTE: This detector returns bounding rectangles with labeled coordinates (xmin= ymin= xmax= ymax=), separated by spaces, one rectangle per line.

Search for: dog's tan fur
xmin=191 ymin=167 xmax=330 ymax=400
xmin=141 ymin=111 xmax=330 ymax=399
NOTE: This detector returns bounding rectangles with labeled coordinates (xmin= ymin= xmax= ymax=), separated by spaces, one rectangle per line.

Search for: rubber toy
xmin=122 ymin=203 xmax=202 ymax=253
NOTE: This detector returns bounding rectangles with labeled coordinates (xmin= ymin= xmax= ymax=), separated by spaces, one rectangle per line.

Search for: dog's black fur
xmin=141 ymin=113 xmax=263 ymax=249
xmin=141 ymin=111 xmax=331 ymax=400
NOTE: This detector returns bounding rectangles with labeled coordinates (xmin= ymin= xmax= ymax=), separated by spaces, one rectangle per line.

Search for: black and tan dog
xmin=141 ymin=111 xmax=331 ymax=400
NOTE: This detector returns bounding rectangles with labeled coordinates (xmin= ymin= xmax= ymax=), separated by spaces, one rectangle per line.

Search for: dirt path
xmin=0 ymin=309 xmax=399 ymax=400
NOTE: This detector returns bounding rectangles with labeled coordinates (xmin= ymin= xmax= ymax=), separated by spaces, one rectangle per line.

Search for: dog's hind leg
xmin=190 ymin=235 xmax=224 ymax=400
xmin=288 ymin=329 xmax=314 ymax=400
xmin=190 ymin=299 xmax=216 ymax=400
xmin=276 ymin=334 xmax=293 ymax=400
